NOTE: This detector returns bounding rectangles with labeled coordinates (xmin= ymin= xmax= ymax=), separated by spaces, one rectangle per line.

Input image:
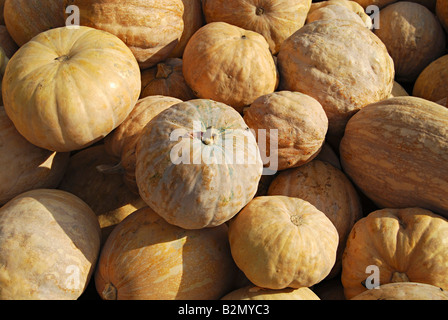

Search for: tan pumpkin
xmin=202 ymin=0 xmax=312 ymax=55
xmin=95 ymin=206 xmax=238 ymax=300
xmin=339 ymin=96 xmax=448 ymax=218
xmin=341 ymin=207 xmax=448 ymax=299
xmin=413 ymin=55 xmax=448 ymax=103
xmin=0 ymin=189 xmax=101 ymax=300
xmin=243 ymin=91 xmax=328 ymax=171
xmin=0 ymin=106 xmax=69 ymax=206
xmin=267 ymin=160 xmax=363 ymax=278
xmin=221 ymin=285 xmax=320 ymax=300
xmin=136 ymin=99 xmax=263 ymax=229
xmin=374 ymin=2 xmax=446 ymax=83
xmin=182 ymin=22 xmax=278 ymax=113
xmin=140 ymin=58 xmax=196 ymax=101
xmin=307 ymin=1 xmax=372 ymax=29
xmin=0 ymin=25 xmax=18 ymax=58
xmin=2 ymin=26 xmax=141 ymax=152
xmin=4 ymin=0 xmax=65 ymax=46
xmin=437 ymin=0 xmax=448 ymax=32
xmin=277 ymin=19 xmax=394 ymax=144
xmin=58 ymin=145 xmax=147 ymax=244
xmin=351 ymin=282 xmax=448 ymax=300
xmin=353 ymin=0 xmax=436 ymax=10
xmin=228 ymin=196 xmax=339 ymax=289
xmin=66 ymin=0 xmax=184 ymax=69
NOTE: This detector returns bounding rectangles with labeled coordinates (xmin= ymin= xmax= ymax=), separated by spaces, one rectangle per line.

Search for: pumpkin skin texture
xmin=4 ymin=0 xmax=65 ymax=46
xmin=351 ymin=282 xmax=448 ymax=300
xmin=95 ymin=206 xmax=238 ymax=300
xmin=136 ymin=99 xmax=263 ymax=230
xmin=413 ymin=55 xmax=448 ymax=103
xmin=0 ymin=106 xmax=69 ymax=206
xmin=182 ymin=22 xmax=278 ymax=113
xmin=228 ymin=196 xmax=339 ymax=289
xmin=65 ymin=0 xmax=185 ymax=69
xmin=267 ymin=160 xmax=363 ymax=279
xmin=437 ymin=0 xmax=448 ymax=32
xmin=0 ymin=189 xmax=101 ymax=300
xmin=339 ymin=96 xmax=448 ymax=218
xmin=389 ymin=81 xmax=409 ymax=98
xmin=243 ymin=91 xmax=328 ymax=171
xmin=341 ymin=208 xmax=448 ymax=299
xmin=221 ymin=285 xmax=320 ymax=300
xmin=307 ymin=2 xmax=372 ymax=29
xmin=202 ymin=0 xmax=312 ymax=55
xmin=353 ymin=0 xmax=436 ymax=10
xmin=2 ymin=26 xmax=141 ymax=152
xmin=277 ymin=19 xmax=394 ymax=143
xmin=373 ymin=2 xmax=446 ymax=83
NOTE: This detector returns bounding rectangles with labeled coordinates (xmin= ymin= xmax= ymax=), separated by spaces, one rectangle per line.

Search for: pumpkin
xmin=0 ymin=45 xmax=8 ymax=103
xmin=4 ymin=0 xmax=65 ymax=46
xmin=267 ymin=160 xmax=363 ymax=278
xmin=339 ymin=96 xmax=448 ymax=219
xmin=135 ymin=99 xmax=263 ymax=229
xmin=66 ymin=0 xmax=185 ymax=69
xmin=0 ymin=189 xmax=101 ymax=300
xmin=0 ymin=106 xmax=69 ymax=205
xmin=243 ymin=91 xmax=328 ymax=171
xmin=307 ymin=1 xmax=372 ymax=29
xmin=0 ymin=25 xmax=18 ymax=58
xmin=221 ymin=285 xmax=320 ymax=300
xmin=202 ymin=0 xmax=312 ymax=55
xmin=2 ymin=26 xmax=141 ymax=152
xmin=182 ymin=22 xmax=278 ymax=113
xmin=95 ymin=206 xmax=238 ymax=300
xmin=341 ymin=207 xmax=448 ymax=299
xmin=58 ymin=145 xmax=147 ymax=244
xmin=140 ymin=58 xmax=196 ymax=101
xmin=228 ymin=196 xmax=339 ymax=289
xmin=373 ymin=2 xmax=446 ymax=83
xmin=437 ymin=0 xmax=448 ymax=32
xmin=277 ymin=19 xmax=394 ymax=144
xmin=351 ymin=282 xmax=448 ymax=300
xmin=104 ymin=95 xmax=182 ymax=193
xmin=353 ymin=0 xmax=436 ymax=10
xmin=413 ymin=55 xmax=448 ymax=103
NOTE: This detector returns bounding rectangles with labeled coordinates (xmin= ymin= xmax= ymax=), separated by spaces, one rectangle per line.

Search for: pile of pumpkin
xmin=0 ymin=0 xmax=447 ymax=301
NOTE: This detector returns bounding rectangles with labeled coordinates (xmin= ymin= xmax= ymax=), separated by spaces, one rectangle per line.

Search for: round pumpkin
xmin=373 ymin=1 xmax=446 ymax=83
xmin=0 ymin=106 xmax=69 ymax=206
xmin=277 ymin=19 xmax=394 ymax=143
xmin=95 ymin=206 xmax=238 ymax=300
xmin=243 ymin=91 xmax=328 ymax=171
xmin=228 ymin=196 xmax=339 ymax=289
xmin=339 ymin=96 xmax=448 ymax=219
xmin=307 ymin=1 xmax=372 ymax=28
xmin=341 ymin=207 xmax=448 ymax=299
xmin=135 ymin=99 xmax=263 ymax=229
xmin=267 ymin=160 xmax=363 ymax=278
xmin=4 ymin=0 xmax=65 ymax=46
xmin=437 ymin=0 xmax=448 ymax=32
xmin=182 ymin=22 xmax=278 ymax=113
xmin=65 ymin=0 xmax=185 ymax=69
xmin=351 ymin=282 xmax=448 ymax=300
xmin=140 ymin=58 xmax=196 ymax=101
xmin=221 ymin=285 xmax=320 ymax=300
xmin=413 ymin=55 xmax=448 ymax=103
xmin=0 ymin=189 xmax=101 ymax=300
xmin=2 ymin=26 xmax=141 ymax=152
xmin=202 ymin=0 xmax=312 ymax=55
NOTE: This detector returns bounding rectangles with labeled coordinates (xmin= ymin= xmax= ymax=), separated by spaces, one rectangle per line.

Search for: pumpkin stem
xmin=390 ymin=271 xmax=410 ymax=283
xmin=102 ymin=283 xmax=118 ymax=300
xmin=156 ymin=63 xmax=173 ymax=79
xmin=55 ymin=55 xmax=70 ymax=62
xmin=256 ymin=7 xmax=265 ymax=15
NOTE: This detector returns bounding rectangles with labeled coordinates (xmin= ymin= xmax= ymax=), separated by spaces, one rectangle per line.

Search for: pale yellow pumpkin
xmin=221 ymin=285 xmax=320 ymax=300
xmin=307 ymin=1 xmax=372 ymax=28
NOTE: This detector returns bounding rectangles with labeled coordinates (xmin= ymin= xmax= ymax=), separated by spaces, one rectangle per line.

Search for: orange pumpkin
xmin=437 ymin=0 xmax=448 ymax=32
xmin=413 ymin=55 xmax=448 ymax=103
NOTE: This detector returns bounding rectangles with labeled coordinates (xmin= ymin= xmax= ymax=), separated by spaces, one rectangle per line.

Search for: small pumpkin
xmin=437 ymin=0 xmax=448 ymax=32
xmin=221 ymin=285 xmax=320 ymax=300
xmin=307 ymin=1 xmax=372 ymax=28
xmin=413 ymin=55 xmax=448 ymax=103
xmin=351 ymin=282 xmax=448 ymax=300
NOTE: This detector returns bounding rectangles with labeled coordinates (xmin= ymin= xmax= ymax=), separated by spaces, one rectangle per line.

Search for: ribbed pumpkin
xmin=341 ymin=207 xmax=448 ymax=299
xmin=307 ymin=1 xmax=372 ymax=28
xmin=437 ymin=0 xmax=448 ymax=32
xmin=228 ymin=196 xmax=339 ymax=289
xmin=2 ymin=26 xmax=141 ymax=152
xmin=182 ymin=22 xmax=278 ymax=113
xmin=202 ymin=0 xmax=312 ymax=55
xmin=95 ymin=206 xmax=238 ymax=300
xmin=339 ymin=96 xmax=448 ymax=218
xmin=0 ymin=106 xmax=69 ymax=206
xmin=221 ymin=285 xmax=320 ymax=300
xmin=413 ymin=55 xmax=448 ymax=103
xmin=0 ymin=189 xmax=101 ymax=300
xmin=135 ymin=99 xmax=263 ymax=229
xmin=351 ymin=282 xmax=448 ymax=300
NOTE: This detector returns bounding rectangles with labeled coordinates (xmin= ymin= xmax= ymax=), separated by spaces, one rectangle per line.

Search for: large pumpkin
xmin=228 ymin=196 xmax=339 ymax=289
xmin=413 ymin=55 xmax=448 ymax=103
xmin=221 ymin=285 xmax=320 ymax=300
xmin=95 ymin=206 xmax=238 ymax=300
xmin=341 ymin=207 xmax=448 ymax=299
xmin=2 ymin=26 xmax=141 ymax=152
xmin=66 ymin=0 xmax=185 ymax=69
xmin=182 ymin=22 xmax=278 ymax=113
xmin=0 ymin=189 xmax=101 ymax=300
xmin=0 ymin=106 xmax=69 ymax=206
xmin=339 ymin=96 xmax=448 ymax=218
xmin=135 ymin=99 xmax=263 ymax=229
xmin=202 ymin=0 xmax=312 ymax=55
xmin=351 ymin=282 xmax=448 ymax=300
